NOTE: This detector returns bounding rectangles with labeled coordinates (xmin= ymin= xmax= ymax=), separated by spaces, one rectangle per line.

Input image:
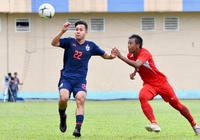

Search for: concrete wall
xmin=0 ymin=12 xmax=200 ymax=96
xmin=0 ymin=0 xmax=31 ymax=13
xmin=0 ymin=0 xmax=200 ymax=99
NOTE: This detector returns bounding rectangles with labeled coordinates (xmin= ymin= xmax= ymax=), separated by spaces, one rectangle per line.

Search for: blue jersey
xmin=59 ymin=37 xmax=105 ymax=80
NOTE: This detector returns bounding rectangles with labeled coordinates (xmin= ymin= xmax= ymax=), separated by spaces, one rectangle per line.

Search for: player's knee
xmin=60 ymin=95 xmax=68 ymax=102
xmin=169 ymin=100 xmax=184 ymax=110
xmin=77 ymin=96 xmax=86 ymax=105
xmin=59 ymin=89 xmax=70 ymax=102
xmin=139 ymin=93 xmax=148 ymax=102
xmin=76 ymin=99 xmax=85 ymax=111
xmin=76 ymin=97 xmax=86 ymax=108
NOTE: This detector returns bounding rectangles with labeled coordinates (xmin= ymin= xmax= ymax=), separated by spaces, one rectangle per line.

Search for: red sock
xmin=170 ymin=100 xmax=196 ymax=126
xmin=141 ymin=102 xmax=157 ymax=124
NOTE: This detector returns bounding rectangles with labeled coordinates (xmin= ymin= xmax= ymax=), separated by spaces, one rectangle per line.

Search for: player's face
xmin=75 ymin=24 xmax=87 ymax=41
xmin=128 ymin=38 xmax=140 ymax=53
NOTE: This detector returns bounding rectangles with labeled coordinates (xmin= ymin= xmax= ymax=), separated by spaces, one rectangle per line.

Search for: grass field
xmin=0 ymin=100 xmax=200 ymax=140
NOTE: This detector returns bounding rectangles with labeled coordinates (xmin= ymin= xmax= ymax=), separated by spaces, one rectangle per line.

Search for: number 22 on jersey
xmin=73 ymin=50 xmax=82 ymax=60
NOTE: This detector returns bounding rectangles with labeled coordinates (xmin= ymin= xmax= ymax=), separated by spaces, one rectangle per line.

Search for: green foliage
xmin=0 ymin=100 xmax=200 ymax=140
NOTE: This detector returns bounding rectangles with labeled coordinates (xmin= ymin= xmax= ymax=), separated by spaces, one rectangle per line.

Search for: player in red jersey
xmin=113 ymin=34 xmax=200 ymax=136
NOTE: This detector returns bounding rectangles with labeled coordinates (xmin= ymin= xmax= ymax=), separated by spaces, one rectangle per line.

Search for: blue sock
xmin=76 ymin=115 xmax=84 ymax=126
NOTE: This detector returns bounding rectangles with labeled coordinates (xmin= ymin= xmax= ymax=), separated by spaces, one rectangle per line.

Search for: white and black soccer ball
xmin=38 ymin=3 xmax=55 ymax=20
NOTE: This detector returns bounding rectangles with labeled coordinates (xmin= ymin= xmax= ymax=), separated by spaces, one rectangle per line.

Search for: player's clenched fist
xmin=62 ymin=22 xmax=71 ymax=33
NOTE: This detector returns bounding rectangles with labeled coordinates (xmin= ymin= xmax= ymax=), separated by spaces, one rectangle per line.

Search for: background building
xmin=0 ymin=0 xmax=200 ymax=99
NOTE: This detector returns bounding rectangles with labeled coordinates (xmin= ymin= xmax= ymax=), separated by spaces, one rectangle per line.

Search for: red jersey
xmin=127 ymin=48 xmax=167 ymax=86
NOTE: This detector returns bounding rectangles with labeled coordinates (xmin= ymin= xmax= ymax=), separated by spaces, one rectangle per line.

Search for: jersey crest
xmin=85 ymin=44 xmax=90 ymax=51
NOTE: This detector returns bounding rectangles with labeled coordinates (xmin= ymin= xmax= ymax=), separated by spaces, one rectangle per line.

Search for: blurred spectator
xmin=8 ymin=73 xmax=14 ymax=102
xmin=2 ymin=74 xmax=10 ymax=102
xmin=11 ymin=72 xmax=23 ymax=101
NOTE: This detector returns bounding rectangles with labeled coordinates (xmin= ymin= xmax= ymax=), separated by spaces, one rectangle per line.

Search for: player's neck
xmin=133 ymin=48 xmax=141 ymax=57
xmin=76 ymin=39 xmax=85 ymax=45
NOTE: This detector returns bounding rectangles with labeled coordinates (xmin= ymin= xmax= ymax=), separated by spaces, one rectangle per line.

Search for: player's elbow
xmin=51 ymin=41 xmax=59 ymax=47
xmin=135 ymin=65 xmax=140 ymax=69
xmin=101 ymin=53 xmax=109 ymax=59
xmin=129 ymin=63 xmax=139 ymax=69
xmin=134 ymin=60 xmax=143 ymax=69
xmin=130 ymin=62 xmax=141 ymax=69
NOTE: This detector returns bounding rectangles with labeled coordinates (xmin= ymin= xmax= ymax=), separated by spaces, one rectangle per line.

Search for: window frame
xmin=140 ymin=17 xmax=156 ymax=31
xmin=15 ymin=18 xmax=31 ymax=32
xmin=89 ymin=18 xmax=105 ymax=32
xmin=164 ymin=17 xmax=179 ymax=31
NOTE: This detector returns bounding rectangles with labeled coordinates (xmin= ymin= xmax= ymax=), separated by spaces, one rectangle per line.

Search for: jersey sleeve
xmin=137 ymin=49 xmax=151 ymax=63
xmin=59 ymin=37 xmax=71 ymax=49
xmin=91 ymin=42 xmax=105 ymax=56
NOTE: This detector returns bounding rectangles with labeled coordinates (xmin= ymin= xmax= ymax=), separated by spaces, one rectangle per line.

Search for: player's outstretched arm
xmin=101 ymin=48 xmax=116 ymax=59
xmin=113 ymin=48 xmax=143 ymax=69
xmin=101 ymin=52 xmax=116 ymax=59
xmin=51 ymin=22 xmax=71 ymax=47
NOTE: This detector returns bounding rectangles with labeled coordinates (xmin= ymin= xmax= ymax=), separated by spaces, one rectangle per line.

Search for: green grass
xmin=0 ymin=100 xmax=200 ymax=140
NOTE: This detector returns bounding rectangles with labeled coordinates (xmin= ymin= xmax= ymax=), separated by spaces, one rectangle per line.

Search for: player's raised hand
xmin=113 ymin=47 xmax=122 ymax=58
xmin=61 ymin=22 xmax=71 ymax=33
xmin=110 ymin=47 xmax=116 ymax=58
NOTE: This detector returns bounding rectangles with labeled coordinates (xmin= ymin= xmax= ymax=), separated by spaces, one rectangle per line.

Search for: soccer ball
xmin=38 ymin=3 xmax=55 ymax=20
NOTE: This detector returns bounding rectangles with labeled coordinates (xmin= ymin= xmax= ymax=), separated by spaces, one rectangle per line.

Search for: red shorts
xmin=139 ymin=81 xmax=178 ymax=102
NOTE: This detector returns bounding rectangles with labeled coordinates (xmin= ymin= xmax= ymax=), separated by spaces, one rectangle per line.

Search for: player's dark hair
xmin=128 ymin=34 xmax=143 ymax=48
xmin=75 ymin=20 xmax=88 ymax=31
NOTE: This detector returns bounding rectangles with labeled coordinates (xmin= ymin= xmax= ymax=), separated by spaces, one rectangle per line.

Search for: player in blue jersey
xmin=51 ymin=20 xmax=116 ymax=137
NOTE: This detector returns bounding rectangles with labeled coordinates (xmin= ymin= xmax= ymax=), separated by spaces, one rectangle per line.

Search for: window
xmin=164 ymin=17 xmax=179 ymax=31
xmin=67 ymin=18 xmax=81 ymax=31
xmin=15 ymin=18 xmax=30 ymax=32
xmin=141 ymin=17 xmax=156 ymax=31
xmin=90 ymin=18 xmax=105 ymax=31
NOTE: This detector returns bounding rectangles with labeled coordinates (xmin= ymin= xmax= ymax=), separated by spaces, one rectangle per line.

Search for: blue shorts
xmin=58 ymin=76 xmax=87 ymax=98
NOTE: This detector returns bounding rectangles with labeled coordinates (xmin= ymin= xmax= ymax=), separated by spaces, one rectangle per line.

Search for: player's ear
xmin=136 ymin=43 xmax=140 ymax=48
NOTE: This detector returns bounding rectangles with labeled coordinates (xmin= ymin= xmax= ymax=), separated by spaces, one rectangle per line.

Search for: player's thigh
xmin=58 ymin=77 xmax=72 ymax=100
xmin=75 ymin=91 xmax=87 ymax=101
xmin=158 ymin=81 xmax=177 ymax=102
xmin=139 ymin=84 xmax=157 ymax=101
xmin=72 ymin=79 xmax=87 ymax=98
